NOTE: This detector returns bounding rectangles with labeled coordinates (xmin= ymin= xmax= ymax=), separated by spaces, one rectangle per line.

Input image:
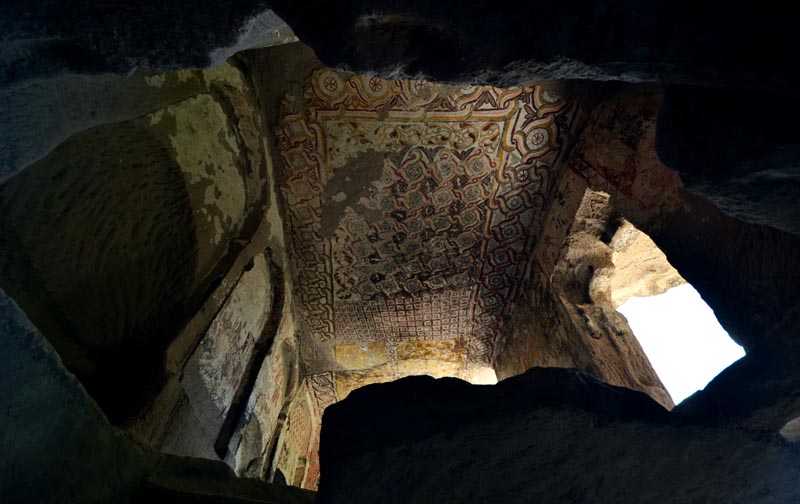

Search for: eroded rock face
xmin=0 ymin=61 xmax=274 ymax=421
xmin=566 ymin=84 xmax=800 ymax=349
xmin=496 ymin=185 xmax=673 ymax=409
xmin=678 ymin=305 xmax=800 ymax=435
xmin=0 ymin=288 xmax=155 ymax=503
xmin=1 ymin=25 xmax=798 ymax=500
xmin=318 ymin=369 xmax=800 ymax=504
xmin=597 ymin=219 xmax=685 ymax=308
xmin=657 ymin=86 xmax=800 ymax=236
xmin=0 ymin=287 xmax=315 ymax=504
xmin=554 ymin=190 xmax=685 ymax=309
xmin=267 ymin=0 xmax=799 ymax=92
xmin=0 ymin=3 xmax=293 ymax=83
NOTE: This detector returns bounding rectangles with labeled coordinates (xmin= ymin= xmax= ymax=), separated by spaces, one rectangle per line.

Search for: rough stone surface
xmin=0 ymin=287 xmax=314 ymax=504
xmin=268 ymin=1 xmax=798 ymax=91
xmin=496 ymin=185 xmax=673 ymax=409
xmin=678 ymin=305 xmax=800 ymax=435
xmin=553 ymin=191 xmax=685 ymax=309
xmin=135 ymin=453 xmax=315 ymax=504
xmin=180 ymin=254 xmax=274 ymax=451
xmin=318 ymin=369 xmax=800 ymax=504
xmin=567 ymin=84 xmax=800 ymax=349
xmin=0 ymin=62 xmax=274 ymax=422
xmin=1 ymin=14 xmax=798 ymax=497
xmin=0 ymin=2 xmax=291 ymax=82
xmin=657 ymin=86 xmax=800 ymax=236
xmin=597 ymin=219 xmax=685 ymax=308
xmin=0 ymin=288 xmax=156 ymax=503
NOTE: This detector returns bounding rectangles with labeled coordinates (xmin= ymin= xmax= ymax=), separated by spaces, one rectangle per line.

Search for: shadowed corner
xmin=2 ymin=3 xmax=800 ymax=503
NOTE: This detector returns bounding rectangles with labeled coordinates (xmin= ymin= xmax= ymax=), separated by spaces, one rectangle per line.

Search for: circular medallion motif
xmin=317 ymin=70 xmax=344 ymax=98
xmin=526 ymin=128 xmax=549 ymax=150
xmin=506 ymin=195 xmax=524 ymax=210
xmin=464 ymin=185 xmax=482 ymax=202
xmin=435 ymin=163 xmax=454 ymax=180
xmin=324 ymin=76 xmax=338 ymax=92
xmin=468 ymin=158 xmax=487 ymax=175
xmin=369 ymin=76 xmax=384 ymax=92
xmin=405 ymin=164 xmax=423 ymax=180
xmin=361 ymin=74 xmax=391 ymax=101
xmin=434 ymin=191 xmax=453 ymax=206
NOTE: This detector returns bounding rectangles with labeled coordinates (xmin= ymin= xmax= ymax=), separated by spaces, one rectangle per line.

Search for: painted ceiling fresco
xmin=277 ymin=69 xmax=578 ymax=392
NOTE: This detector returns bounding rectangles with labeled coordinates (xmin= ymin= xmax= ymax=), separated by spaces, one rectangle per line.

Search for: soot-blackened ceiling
xmin=278 ymin=69 xmax=578 ymax=388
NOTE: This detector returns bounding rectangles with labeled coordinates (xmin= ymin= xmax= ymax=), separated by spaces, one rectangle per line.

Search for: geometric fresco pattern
xmin=335 ymin=289 xmax=473 ymax=344
xmin=278 ymin=69 xmax=577 ymax=365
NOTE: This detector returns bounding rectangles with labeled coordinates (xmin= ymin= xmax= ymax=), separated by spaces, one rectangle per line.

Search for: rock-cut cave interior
xmin=2 ymin=2 xmax=800 ymax=503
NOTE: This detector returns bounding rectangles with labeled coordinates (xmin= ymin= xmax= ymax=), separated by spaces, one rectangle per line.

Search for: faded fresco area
xmin=3 ymin=6 xmax=799 ymax=499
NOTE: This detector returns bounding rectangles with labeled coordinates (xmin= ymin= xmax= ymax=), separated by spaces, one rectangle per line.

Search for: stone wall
xmin=0 ymin=287 xmax=315 ymax=504
xmin=0 ymin=53 xmax=312 ymax=490
xmin=567 ymin=84 xmax=800 ymax=350
xmin=494 ymin=158 xmax=674 ymax=408
xmin=233 ymin=304 xmax=301 ymax=478
xmin=1 ymin=21 xmax=798 ymax=500
xmin=161 ymin=253 xmax=275 ymax=458
xmin=0 ymin=61 xmax=276 ymax=421
xmin=316 ymin=369 xmax=800 ymax=504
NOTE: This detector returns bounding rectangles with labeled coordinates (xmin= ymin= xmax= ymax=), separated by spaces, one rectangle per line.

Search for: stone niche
xmin=2 ymin=4 xmax=800 ymax=502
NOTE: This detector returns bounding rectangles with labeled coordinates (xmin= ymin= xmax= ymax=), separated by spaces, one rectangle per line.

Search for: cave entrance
xmin=579 ymin=187 xmax=747 ymax=404
xmin=544 ymin=188 xmax=746 ymax=408
xmin=617 ymin=282 xmax=745 ymax=404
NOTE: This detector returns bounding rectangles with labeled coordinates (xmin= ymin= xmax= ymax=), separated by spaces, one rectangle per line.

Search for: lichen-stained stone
xmin=0 ymin=61 xmax=268 ymax=421
xmin=149 ymin=93 xmax=247 ymax=285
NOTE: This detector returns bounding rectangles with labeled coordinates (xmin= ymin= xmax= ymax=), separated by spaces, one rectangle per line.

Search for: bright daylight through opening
xmin=618 ymin=283 xmax=746 ymax=404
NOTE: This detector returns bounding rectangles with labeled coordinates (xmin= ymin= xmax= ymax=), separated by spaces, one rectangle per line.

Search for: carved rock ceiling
xmin=278 ymin=69 xmax=578 ymax=399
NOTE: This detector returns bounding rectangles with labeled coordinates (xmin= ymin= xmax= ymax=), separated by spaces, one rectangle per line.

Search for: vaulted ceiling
xmin=277 ymin=69 xmax=578 ymax=393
